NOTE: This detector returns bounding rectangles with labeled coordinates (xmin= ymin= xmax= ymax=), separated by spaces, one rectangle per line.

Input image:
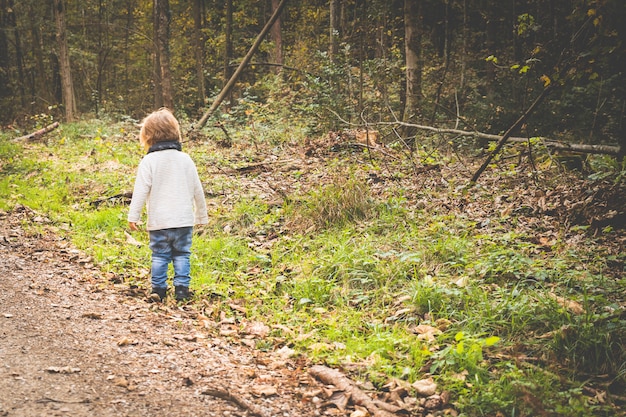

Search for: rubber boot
xmin=150 ymin=287 xmax=167 ymax=302
xmin=175 ymin=286 xmax=190 ymax=301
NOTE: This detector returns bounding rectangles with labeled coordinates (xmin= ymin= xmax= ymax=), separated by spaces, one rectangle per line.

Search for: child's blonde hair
xmin=139 ymin=108 xmax=181 ymax=149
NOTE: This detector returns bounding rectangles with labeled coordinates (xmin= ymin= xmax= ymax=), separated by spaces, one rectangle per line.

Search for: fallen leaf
xmin=275 ymin=345 xmax=296 ymax=360
xmin=412 ymin=377 xmax=437 ymax=397
xmin=251 ymin=384 xmax=278 ymax=397
xmin=548 ymin=292 xmax=585 ymax=315
xmin=243 ymin=321 xmax=270 ymax=338
xmin=412 ymin=324 xmax=442 ymax=343
xmin=117 ymin=338 xmax=138 ymax=346
xmin=124 ymin=230 xmax=143 ymax=246
xmin=350 ymin=407 xmax=369 ymax=417
xmin=327 ymin=390 xmax=350 ymax=411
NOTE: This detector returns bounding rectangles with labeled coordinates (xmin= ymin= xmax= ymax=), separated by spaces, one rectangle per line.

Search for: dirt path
xmin=0 ymin=209 xmax=319 ymax=417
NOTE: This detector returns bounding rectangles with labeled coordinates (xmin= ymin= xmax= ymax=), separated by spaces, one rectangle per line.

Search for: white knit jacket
xmin=128 ymin=149 xmax=208 ymax=231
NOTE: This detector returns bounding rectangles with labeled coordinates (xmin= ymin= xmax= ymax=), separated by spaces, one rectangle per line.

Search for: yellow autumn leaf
xmin=484 ymin=336 xmax=500 ymax=347
xmin=540 ymin=74 xmax=551 ymax=87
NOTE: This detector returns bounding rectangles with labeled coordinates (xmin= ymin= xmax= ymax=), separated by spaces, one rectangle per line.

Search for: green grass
xmin=1 ymin=119 xmax=624 ymax=416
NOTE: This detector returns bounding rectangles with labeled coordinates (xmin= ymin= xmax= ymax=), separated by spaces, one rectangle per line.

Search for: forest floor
xmin=1 ymin=130 xmax=624 ymax=417
xmin=0 ymin=208 xmax=321 ymax=417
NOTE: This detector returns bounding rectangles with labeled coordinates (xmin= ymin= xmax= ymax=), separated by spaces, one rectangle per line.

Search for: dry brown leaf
xmin=124 ymin=230 xmax=143 ymax=246
xmin=412 ymin=377 xmax=437 ymax=397
xmin=350 ymin=406 xmax=370 ymax=417
xmin=46 ymin=366 xmax=81 ymax=374
xmin=548 ymin=292 xmax=585 ymax=315
xmin=327 ymin=390 xmax=350 ymax=411
xmin=250 ymin=384 xmax=278 ymax=397
xmin=412 ymin=324 xmax=442 ymax=343
xmin=243 ymin=321 xmax=270 ymax=338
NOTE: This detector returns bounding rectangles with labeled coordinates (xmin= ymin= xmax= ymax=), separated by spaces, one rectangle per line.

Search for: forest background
xmin=0 ymin=0 xmax=625 ymax=416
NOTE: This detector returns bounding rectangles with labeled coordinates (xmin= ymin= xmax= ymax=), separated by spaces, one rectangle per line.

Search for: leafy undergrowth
xmin=1 ymin=119 xmax=624 ymax=416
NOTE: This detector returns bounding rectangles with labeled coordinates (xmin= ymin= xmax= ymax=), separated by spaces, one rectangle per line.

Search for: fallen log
xmin=308 ymin=365 xmax=397 ymax=417
xmin=383 ymin=121 xmax=621 ymax=156
xmin=13 ymin=122 xmax=60 ymax=142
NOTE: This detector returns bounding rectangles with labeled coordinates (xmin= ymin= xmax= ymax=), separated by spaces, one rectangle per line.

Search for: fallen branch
xmin=90 ymin=192 xmax=133 ymax=208
xmin=380 ymin=121 xmax=620 ymax=156
xmin=470 ymin=85 xmax=555 ymax=184
xmin=13 ymin=122 xmax=60 ymax=142
xmin=379 ymin=121 xmax=621 ymax=156
xmin=195 ymin=0 xmax=288 ymax=129
xmin=308 ymin=365 xmax=397 ymax=417
xmin=36 ymin=396 xmax=90 ymax=404
xmin=201 ymin=386 xmax=265 ymax=417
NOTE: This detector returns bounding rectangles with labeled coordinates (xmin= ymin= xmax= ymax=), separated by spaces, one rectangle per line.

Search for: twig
xmin=36 ymin=396 xmax=91 ymax=404
xmin=214 ymin=122 xmax=233 ymax=147
xmin=201 ymin=387 xmax=265 ymax=417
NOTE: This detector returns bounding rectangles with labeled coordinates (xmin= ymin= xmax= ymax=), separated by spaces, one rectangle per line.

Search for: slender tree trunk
xmin=484 ymin=10 xmax=497 ymax=101
xmin=459 ymin=0 xmax=467 ymax=95
xmin=124 ymin=0 xmax=133 ymax=101
xmin=402 ymin=0 xmax=422 ymax=136
xmin=329 ymin=0 xmax=340 ymax=60
xmin=0 ymin=0 xmax=11 ymax=103
xmin=153 ymin=1 xmax=163 ymax=109
xmin=29 ymin=3 xmax=49 ymax=109
xmin=224 ymin=0 xmax=233 ymax=106
xmin=154 ymin=0 xmax=173 ymax=109
xmin=357 ymin=0 xmax=366 ymax=113
xmin=193 ymin=0 xmax=206 ymax=106
xmin=53 ymin=0 xmax=77 ymax=122
xmin=270 ymin=0 xmax=283 ymax=73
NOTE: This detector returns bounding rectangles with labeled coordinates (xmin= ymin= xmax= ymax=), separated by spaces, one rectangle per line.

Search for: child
xmin=128 ymin=108 xmax=208 ymax=302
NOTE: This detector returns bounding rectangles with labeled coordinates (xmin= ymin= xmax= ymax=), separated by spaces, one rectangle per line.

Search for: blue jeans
xmin=148 ymin=227 xmax=193 ymax=289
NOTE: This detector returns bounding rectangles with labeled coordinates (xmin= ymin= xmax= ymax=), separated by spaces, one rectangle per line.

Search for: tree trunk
xmin=153 ymin=1 xmax=163 ymax=109
xmin=154 ymin=0 xmax=173 ymax=109
xmin=223 ymin=0 xmax=233 ymax=106
xmin=329 ymin=0 xmax=341 ymax=61
xmin=270 ymin=0 xmax=283 ymax=73
xmin=192 ymin=0 xmax=206 ymax=106
xmin=0 ymin=0 xmax=11 ymax=103
xmin=53 ymin=0 xmax=76 ymax=122
xmin=402 ymin=0 xmax=422 ymax=138
xmin=123 ymin=0 xmax=133 ymax=101
xmin=29 ymin=3 xmax=50 ymax=110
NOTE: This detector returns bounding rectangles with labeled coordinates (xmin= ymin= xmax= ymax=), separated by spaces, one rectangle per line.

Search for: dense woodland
xmin=0 ymin=0 xmax=624 ymax=153
xmin=1 ymin=1 xmax=625 ymax=416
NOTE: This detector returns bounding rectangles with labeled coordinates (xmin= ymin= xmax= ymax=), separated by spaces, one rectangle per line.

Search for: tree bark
xmin=13 ymin=122 xmax=60 ymax=142
xmin=192 ymin=0 xmax=206 ymax=106
xmin=329 ymin=0 xmax=341 ymax=61
xmin=196 ymin=0 xmax=288 ymax=129
xmin=154 ymin=0 xmax=173 ymax=109
xmin=0 ymin=0 xmax=12 ymax=103
xmin=270 ymin=0 xmax=283 ymax=73
xmin=53 ymin=0 xmax=76 ymax=122
xmin=402 ymin=0 xmax=422 ymax=134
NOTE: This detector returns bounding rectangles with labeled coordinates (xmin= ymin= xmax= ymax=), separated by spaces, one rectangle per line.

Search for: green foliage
xmin=285 ymin=174 xmax=374 ymax=232
xmin=0 ymin=118 xmax=623 ymax=417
